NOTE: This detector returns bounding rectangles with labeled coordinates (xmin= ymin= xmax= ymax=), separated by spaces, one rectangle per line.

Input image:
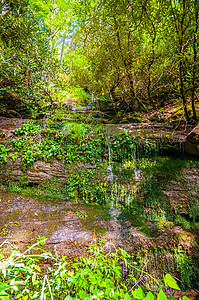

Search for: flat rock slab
xmin=0 ymin=117 xmax=28 ymax=131
xmin=0 ymin=191 xmax=194 ymax=258
xmin=0 ymin=157 xmax=68 ymax=183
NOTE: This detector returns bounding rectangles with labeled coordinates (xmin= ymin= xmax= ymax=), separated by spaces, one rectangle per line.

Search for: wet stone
xmin=1 ymin=190 xmax=195 ymax=258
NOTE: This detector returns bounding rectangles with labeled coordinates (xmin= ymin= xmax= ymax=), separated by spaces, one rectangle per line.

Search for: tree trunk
xmin=49 ymin=7 xmax=56 ymax=51
xmin=179 ymin=0 xmax=189 ymax=121
xmin=191 ymin=0 xmax=198 ymax=121
xmin=60 ymin=33 xmax=66 ymax=62
xmin=179 ymin=59 xmax=189 ymax=121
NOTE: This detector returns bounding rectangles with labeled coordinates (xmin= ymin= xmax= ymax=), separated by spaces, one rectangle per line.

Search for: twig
xmin=41 ymin=275 xmax=46 ymax=300
xmin=172 ymin=275 xmax=199 ymax=295
xmin=40 ymin=275 xmax=54 ymax=300
xmin=129 ymin=275 xmax=148 ymax=291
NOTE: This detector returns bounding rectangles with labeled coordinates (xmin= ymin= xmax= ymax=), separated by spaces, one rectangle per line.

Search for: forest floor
xmin=138 ymin=99 xmax=199 ymax=131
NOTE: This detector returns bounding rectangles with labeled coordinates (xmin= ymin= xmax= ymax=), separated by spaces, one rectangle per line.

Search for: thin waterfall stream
xmin=107 ymin=136 xmax=114 ymax=182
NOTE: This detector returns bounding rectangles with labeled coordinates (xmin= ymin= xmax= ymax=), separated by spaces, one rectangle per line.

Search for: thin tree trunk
xmin=170 ymin=0 xmax=190 ymax=121
xmin=191 ymin=0 xmax=198 ymax=121
xmin=180 ymin=0 xmax=189 ymax=121
xmin=60 ymin=33 xmax=66 ymax=62
xmin=49 ymin=7 xmax=56 ymax=51
xmin=179 ymin=59 xmax=189 ymax=121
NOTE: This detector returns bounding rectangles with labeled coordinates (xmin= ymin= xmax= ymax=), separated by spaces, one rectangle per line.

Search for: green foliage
xmin=21 ymin=143 xmax=42 ymax=170
xmin=8 ymin=152 xmax=18 ymax=162
xmin=187 ymin=197 xmax=199 ymax=222
xmin=111 ymin=132 xmax=139 ymax=161
xmin=175 ymin=216 xmax=191 ymax=231
xmin=56 ymin=85 xmax=90 ymax=104
xmin=0 ymin=0 xmax=57 ymax=117
xmin=0 ymin=241 xmax=188 ymax=300
xmin=63 ymin=122 xmax=91 ymax=139
xmin=141 ymin=174 xmax=167 ymax=209
xmin=174 ymin=250 xmax=192 ymax=288
xmin=63 ymin=123 xmax=106 ymax=164
xmin=11 ymin=137 xmax=25 ymax=151
xmin=66 ymin=169 xmax=108 ymax=204
xmin=0 ymin=224 xmax=9 ymax=236
xmin=12 ymin=122 xmax=40 ymax=136
xmin=42 ymin=139 xmax=64 ymax=162
xmin=8 ymin=122 xmax=66 ymax=170
xmin=0 ymin=145 xmax=10 ymax=166
xmin=164 ymin=274 xmax=180 ymax=290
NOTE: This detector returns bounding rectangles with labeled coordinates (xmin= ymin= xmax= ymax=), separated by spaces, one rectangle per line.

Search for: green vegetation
xmin=0 ymin=145 xmax=10 ymax=166
xmin=0 ymin=121 xmax=107 ymax=170
xmin=0 ymin=0 xmax=198 ymax=123
xmin=0 ymin=240 xmax=188 ymax=300
xmin=1 ymin=127 xmax=199 ymax=291
xmin=65 ymin=169 xmax=108 ymax=204
xmin=110 ymin=132 xmax=139 ymax=161
xmin=0 ymin=0 xmax=198 ymax=297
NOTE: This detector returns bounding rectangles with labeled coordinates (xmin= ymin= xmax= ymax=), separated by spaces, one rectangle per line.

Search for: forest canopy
xmin=0 ymin=0 xmax=198 ymax=122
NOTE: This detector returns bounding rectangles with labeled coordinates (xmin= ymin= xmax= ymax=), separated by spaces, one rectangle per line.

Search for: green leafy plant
xmin=0 ymin=241 xmax=189 ymax=300
xmin=66 ymin=169 xmax=108 ymax=204
xmin=42 ymin=139 xmax=64 ymax=162
xmin=0 ymin=145 xmax=10 ymax=165
xmin=0 ymin=224 xmax=9 ymax=236
xmin=164 ymin=274 xmax=180 ymax=290
xmin=8 ymin=152 xmax=18 ymax=162
xmin=11 ymin=137 xmax=26 ymax=151
xmin=111 ymin=132 xmax=139 ymax=161
xmin=21 ymin=143 xmax=42 ymax=171
xmin=187 ymin=196 xmax=199 ymax=222
xmin=12 ymin=122 xmax=40 ymax=136
xmin=63 ymin=122 xmax=91 ymax=140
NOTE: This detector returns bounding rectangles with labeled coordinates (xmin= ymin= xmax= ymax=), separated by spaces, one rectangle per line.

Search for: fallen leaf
xmin=93 ymin=230 xmax=97 ymax=243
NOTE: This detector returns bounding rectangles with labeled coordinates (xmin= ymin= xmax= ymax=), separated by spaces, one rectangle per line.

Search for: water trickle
xmin=107 ymin=136 xmax=114 ymax=182
xmin=133 ymin=149 xmax=141 ymax=181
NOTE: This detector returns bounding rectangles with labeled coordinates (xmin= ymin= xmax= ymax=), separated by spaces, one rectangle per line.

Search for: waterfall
xmin=107 ymin=136 xmax=114 ymax=182
xmin=133 ymin=148 xmax=141 ymax=181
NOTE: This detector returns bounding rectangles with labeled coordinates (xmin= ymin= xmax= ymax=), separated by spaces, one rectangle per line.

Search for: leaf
xmin=0 ymin=283 xmax=9 ymax=293
xmin=144 ymin=291 xmax=155 ymax=300
xmin=133 ymin=286 xmax=145 ymax=299
xmin=181 ymin=297 xmax=190 ymax=300
xmin=124 ymin=294 xmax=132 ymax=300
xmin=64 ymin=296 xmax=74 ymax=300
xmin=164 ymin=274 xmax=180 ymax=290
xmin=157 ymin=289 xmax=167 ymax=300
xmin=0 ymin=291 xmax=10 ymax=300
xmin=92 ymin=230 xmax=96 ymax=243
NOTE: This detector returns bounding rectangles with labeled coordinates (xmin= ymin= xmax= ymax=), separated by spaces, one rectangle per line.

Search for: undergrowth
xmin=0 ymin=240 xmax=187 ymax=300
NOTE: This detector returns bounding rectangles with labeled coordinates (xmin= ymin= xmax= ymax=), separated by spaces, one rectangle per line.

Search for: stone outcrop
xmin=185 ymin=124 xmax=199 ymax=156
xmin=0 ymin=157 xmax=68 ymax=184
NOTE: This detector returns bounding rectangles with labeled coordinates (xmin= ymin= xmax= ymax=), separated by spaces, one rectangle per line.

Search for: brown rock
xmin=185 ymin=125 xmax=199 ymax=155
xmin=0 ymin=157 xmax=68 ymax=183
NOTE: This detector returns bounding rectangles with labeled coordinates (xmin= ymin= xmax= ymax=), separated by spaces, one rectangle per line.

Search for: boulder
xmin=185 ymin=125 xmax=199 ymax=156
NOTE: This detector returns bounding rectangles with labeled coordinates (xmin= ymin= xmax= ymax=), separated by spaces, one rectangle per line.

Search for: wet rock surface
xmin=0 ymin=190 xmax=197 ymax=258
xmin=0 ymin=117 xmax=28 ymax=132
xmin=104 ymin=123 xmax=187 ymax=142
xmin=185 ymin=125 xmax=199 ymax=156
